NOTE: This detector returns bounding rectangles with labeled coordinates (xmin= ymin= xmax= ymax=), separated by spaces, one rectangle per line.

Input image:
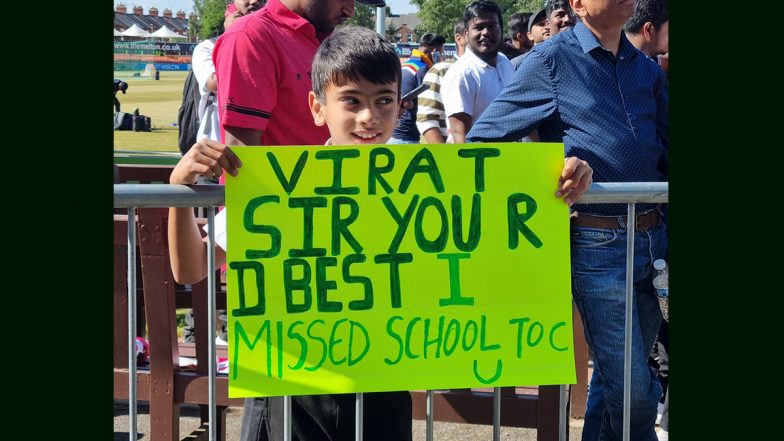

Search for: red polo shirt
xmin=213 ymin=0 xmax=330 ymax=146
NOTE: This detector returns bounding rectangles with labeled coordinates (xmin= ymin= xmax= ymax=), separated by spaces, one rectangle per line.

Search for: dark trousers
xmin=240 ymin=392 xmax=412 ymax=441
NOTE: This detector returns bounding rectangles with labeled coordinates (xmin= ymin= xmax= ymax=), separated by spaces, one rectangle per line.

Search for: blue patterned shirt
xmin=466 ymin=22 xmax=668 ymax=216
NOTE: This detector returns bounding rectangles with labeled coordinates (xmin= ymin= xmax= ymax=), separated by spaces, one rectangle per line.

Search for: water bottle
xmin=653 ymin=259 xmax=669 ymax=321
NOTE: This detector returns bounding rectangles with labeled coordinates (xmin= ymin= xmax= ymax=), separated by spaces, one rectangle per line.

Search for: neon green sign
xmin=226 ymin=143 xmax=575 ymax=397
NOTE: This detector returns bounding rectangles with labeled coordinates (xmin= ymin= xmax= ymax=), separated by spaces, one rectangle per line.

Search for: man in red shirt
xmin=173 ymin=1 xmax=398 ymax=440
xmin=213 ymin=0 xmax=384 ymax=149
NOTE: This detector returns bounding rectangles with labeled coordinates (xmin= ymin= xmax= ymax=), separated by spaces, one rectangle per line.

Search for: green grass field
xmin=114 ymin=71 xmax=188 ymax=152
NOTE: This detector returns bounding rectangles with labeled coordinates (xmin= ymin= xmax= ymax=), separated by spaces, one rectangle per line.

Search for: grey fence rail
xmin=114 ymin=182 xmax=668 ymax=441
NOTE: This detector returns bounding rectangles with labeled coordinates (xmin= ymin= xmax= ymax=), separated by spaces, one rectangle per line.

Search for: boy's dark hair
xmin=545 ymin=0 xmax=571 ymax=15
xmin=624 ymin=0 xmax=669 ymax=34
xmin=453 ymin=20 xmax=465 ymax=37
xmin=508 ymin=12 xmax=532 ymax=38
xmin=463 ymin=0 xmax=504 ymax=35
xmin=419 ymin=32 xmax=446 ymax=49
xmin=312 ymin=26 xmax=401 ymax=102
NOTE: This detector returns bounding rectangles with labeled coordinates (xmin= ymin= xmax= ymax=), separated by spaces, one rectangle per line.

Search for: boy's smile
xmin=309 ymin=77 xmax=400 ymax=145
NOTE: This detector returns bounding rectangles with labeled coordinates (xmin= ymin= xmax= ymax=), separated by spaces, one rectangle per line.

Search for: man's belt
xmin=570 ymin=207 xmax=663 ymax=231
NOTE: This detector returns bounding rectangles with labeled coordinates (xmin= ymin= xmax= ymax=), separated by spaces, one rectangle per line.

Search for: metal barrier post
xmin=559 ymin=385 xmax=567 ymax=441
xmin=284 ymin=396 xmax=292 ymax=441
xmin=127 ymin=208 xmax=137 ymax=441
xmin=356 ymin=393 xmax=364 ymax=441
xmin=492 ymin=388 xmax=501 ymax=440
xmin=207 ymin=207 xmax=217 ymax=441
xmin=622 ymin=203 xmax=636 ymax=441
xmin=426 ymin=390 xmax=434 ymax=441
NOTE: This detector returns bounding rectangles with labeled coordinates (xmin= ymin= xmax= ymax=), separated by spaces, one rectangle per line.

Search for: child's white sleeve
xmin=201 ymin=208 xmax=227 ymax=251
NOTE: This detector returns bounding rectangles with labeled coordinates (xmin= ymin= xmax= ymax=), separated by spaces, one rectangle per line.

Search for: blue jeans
xmin=571 ymin=222 xmax=667 ymax=441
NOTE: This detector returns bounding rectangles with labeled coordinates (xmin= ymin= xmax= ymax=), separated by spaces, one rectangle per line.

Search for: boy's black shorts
xmin=244 ymin=391 xmax=412 ymax=441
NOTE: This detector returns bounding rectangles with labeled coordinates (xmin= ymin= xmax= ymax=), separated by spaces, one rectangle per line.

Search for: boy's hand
xmin=169 ymin=138 xmax=243 ymax=185
xmin=556 ymin=156 xmax=592 ymax=206
xmin=399 ymin=99 xmax=414 ymax=117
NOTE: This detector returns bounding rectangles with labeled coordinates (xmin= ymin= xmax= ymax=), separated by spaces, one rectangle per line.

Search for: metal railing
xmin=115 ymin=181 xmax=668 ymax=441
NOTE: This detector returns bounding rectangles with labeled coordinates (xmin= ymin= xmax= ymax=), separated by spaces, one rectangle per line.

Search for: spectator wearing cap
xmin=545 ymin=0 xmax=576 ymax=37
xmin=510 ymin=8 xmax=549 ymax=70
xmin=390 ymin=31 xmax=445 ymax=144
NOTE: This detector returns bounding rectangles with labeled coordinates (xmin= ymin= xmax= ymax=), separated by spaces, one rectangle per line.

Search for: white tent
xmin=114 ymin=28 xmax=123 ymax=37
xmin=149 ymin=26 xmax=187 ymax=39
xmin=121 ymin=24 xmax=151 ymax=37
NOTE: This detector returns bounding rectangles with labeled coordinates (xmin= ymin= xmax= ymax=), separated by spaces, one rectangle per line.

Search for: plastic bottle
xmin=653 ymin=259 xmax=669 ymax=321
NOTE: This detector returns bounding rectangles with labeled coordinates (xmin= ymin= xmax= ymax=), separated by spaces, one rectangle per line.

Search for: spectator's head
xmin=223 ymin=0 xmax=265 ymax=31
xmin=233 ymin=0 xmax=264 ymax=15
xmin=569 ymin=0 xmax=635 ymax=30
xmin=309 ymin=26 xmax=401 ymax=145
xmin=463 ymin=0 xmax=504 ymax=62
xmin=546 ymin=0 xmax=575 ymax=36
xmin=419 ymin=32 xmax=446 ymax=59
xmin=114 ymin=79 xmax=128 ymax=94
xmin=453 ymin=20 xmax=467 ymax=57
xmin=301 ymin=0 xmax=384 ymax=34
xmin=527 ymin=8 xmax=550 ymax=44
xmin=508 ymin=12 xmax=534 ymax=52
xmin=624 ymin=0 xmax=668 ymax=57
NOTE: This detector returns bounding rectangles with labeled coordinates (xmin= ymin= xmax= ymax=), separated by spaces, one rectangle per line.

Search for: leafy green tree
xmin=410 ymin=0 xmax=545 ymax=42
xmin=386 ymin=21 xmax=399 ymax=42
xmin=344 ymin=5 xmax=376 ymax=29
xmin=189 ymin=0 xmax=205 ymax=41
xmin=200 ymin=0 xmax=228 ymax=39
xmin=343 ymin=5 xmax=393 ymax=31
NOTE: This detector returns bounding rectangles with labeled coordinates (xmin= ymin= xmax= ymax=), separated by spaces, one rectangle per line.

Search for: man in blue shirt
xmin=467 ymin=1 xmax=668 ymax=440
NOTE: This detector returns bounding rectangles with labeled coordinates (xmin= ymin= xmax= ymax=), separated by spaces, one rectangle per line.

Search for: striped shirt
xmin=416 ymin=60 xmax=455 ymax=140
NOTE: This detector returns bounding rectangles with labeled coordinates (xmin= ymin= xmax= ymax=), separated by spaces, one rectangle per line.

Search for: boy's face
xmin=308 ymin=78 xmax=400 ymax=145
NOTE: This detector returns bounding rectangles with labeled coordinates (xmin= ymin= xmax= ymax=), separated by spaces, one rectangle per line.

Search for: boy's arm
xmin=417 ymin=64 xmax=448 ymax=144
xmin=168 ymin=139 xmax=241 ymax=284
xmin=448 ymin=113 xmax=472 ymax=144
xmin=225 ymin=126 xmax=263 ymax=146
xmin=422 ymin=128 xmax=446 ymax=144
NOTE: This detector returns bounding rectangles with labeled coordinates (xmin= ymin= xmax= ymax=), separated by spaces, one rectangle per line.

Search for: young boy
xmin=168 ymin=26 xmax=412 ymax=440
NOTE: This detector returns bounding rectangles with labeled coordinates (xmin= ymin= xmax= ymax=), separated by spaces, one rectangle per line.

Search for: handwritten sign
xmin=225 ymin=143 xmax=575 ymax=398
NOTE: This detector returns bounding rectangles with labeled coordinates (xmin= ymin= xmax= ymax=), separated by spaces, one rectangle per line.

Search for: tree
xmin=386 ymin=21 xmax=399 ymax=42
xmin=344 ymin=4 xmax=376 ymax=29
xmin=411 ymin=0 xmax=545 ymax=42
xmin=200 ymin=0 xmax=227 ymax=40
xmin=189 ymin=0 xmax=204 ymax=41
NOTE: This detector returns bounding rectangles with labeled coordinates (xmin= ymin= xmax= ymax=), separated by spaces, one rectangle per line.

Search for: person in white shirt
xmin=441 ymin=0 xmax=514 ymax=143
xmin=192 ymin=1 xmax=265 ymax=143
